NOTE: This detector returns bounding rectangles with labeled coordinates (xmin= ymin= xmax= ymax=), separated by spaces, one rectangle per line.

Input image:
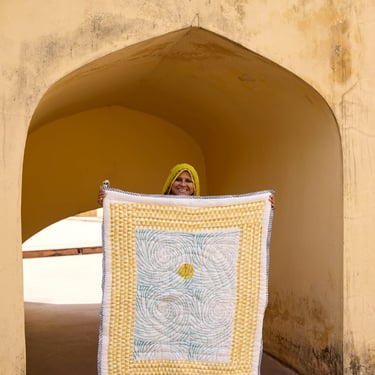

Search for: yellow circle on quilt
xmin=178 ymin=263 xmax=194 ymax=279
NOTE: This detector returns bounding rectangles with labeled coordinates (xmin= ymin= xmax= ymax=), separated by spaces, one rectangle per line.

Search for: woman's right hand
xmin=98 ymin=189 xmax=106 ymax=206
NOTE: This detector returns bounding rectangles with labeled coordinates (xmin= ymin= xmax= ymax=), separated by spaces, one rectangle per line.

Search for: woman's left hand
xmin=269 ymin=195 xmax=275 ymax=210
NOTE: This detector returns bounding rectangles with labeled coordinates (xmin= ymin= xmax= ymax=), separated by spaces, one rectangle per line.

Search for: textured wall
xmin=23 ymin=107 xmax=206 ymax=239
xmin=1 ymin=1 xmax=374 ymax=374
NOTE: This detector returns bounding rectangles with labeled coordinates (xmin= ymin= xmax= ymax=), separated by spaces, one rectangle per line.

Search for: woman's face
xmin=170 ymin=171 xmax=194 ymax=195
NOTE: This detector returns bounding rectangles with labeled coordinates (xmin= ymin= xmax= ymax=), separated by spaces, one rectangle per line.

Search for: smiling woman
xmin=161 ymin=163 xmax=200 ymax=196
xmin=98 ymin=163 xmax=201 ymax=205
xmin=98 ymin=163 xmax=277 ymax=208
xmin=170 ymin=171 xmax=195 ymax=195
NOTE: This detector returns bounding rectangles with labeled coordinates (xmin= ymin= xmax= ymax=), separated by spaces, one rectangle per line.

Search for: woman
xmin=97 ymin=163 xmax=200 ymax=205
xmin=98 ymin=163 xmax=274 ymax=208
xmin=161 ymin=163 xmax=200 ymax=196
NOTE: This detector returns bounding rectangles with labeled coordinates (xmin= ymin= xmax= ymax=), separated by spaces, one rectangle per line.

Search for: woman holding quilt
xmin=97 ymin=162 xmax=274 ymax=208
xmin=97 ymin=163 xmax=200 ymax=205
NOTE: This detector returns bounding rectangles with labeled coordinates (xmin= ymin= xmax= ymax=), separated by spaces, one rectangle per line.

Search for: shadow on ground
xmin=25 ymin=302 xmax=298 ymax=375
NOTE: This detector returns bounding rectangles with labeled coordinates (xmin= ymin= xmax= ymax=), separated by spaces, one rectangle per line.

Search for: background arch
xmin=23 ymin=27 xmax=343 ymax=373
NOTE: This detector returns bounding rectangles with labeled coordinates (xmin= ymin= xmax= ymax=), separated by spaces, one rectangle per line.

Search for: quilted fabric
xmin=98 ymin=189 xmax=273 ymax=375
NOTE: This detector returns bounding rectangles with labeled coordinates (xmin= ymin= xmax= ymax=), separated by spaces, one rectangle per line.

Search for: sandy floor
xmin=24 ymin=254 xmax=298 ymax=374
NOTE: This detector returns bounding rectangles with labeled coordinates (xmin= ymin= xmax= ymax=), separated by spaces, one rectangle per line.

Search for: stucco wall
xmin=23 ymin=107 xmax=206 ymax=240
xmin=1 ymin=1 xmax=374 ymax=374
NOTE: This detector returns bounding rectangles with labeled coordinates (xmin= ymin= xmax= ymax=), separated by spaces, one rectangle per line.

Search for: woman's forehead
xmin=177 ymin=170 xmax=193 ymax=178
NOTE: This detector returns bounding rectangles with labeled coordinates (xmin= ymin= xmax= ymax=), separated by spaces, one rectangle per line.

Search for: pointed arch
xmin=23 ymin=27 xmax=343 ymax=373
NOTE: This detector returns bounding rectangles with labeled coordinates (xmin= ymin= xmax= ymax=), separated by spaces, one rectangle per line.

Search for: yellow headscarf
xmin=162 ymin=163 xmax=200 ymax=196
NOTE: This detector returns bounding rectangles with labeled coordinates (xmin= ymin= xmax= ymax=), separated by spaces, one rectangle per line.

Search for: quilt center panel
xmin=133 ymin=228 xmax=240 ymax=363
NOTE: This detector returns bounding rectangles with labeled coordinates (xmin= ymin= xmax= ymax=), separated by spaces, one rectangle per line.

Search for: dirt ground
xmin=24 ymin=301 xmax=297 ymax=374
xmin=23 ymin=254 xmax=298 ymax=374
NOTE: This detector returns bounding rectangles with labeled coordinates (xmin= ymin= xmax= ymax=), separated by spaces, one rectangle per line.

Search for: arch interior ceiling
xmin=30 ymin=26 xmax=323 ymax=148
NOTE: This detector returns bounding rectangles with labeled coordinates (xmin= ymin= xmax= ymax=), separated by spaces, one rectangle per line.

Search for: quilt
xmin=98 ymin=189 xmax=273 ymax=375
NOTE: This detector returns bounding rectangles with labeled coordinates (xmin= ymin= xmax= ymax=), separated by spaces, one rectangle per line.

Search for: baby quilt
xmin=98 ymin=189 xmax=273 ymax=375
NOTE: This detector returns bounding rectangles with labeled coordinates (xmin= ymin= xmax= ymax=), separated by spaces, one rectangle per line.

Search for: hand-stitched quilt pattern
xmin=98 ymin=190 xmax=273 ymax=375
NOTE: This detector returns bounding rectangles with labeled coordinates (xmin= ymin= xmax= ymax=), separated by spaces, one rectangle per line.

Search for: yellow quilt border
xmin=99 ymin=192 xmax=272 ymax=375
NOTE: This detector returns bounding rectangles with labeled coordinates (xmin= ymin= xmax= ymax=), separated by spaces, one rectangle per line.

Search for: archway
xmin=22 ymin=27 xmax=342 ymax=374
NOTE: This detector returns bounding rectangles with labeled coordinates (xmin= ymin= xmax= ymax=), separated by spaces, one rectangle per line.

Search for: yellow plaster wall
xmin=338 ymin=2 xmax=375 ymax=372
xmin=1 ymin=1 xmax=374 ymax=374
xmin=22 ymin=107 xmax=206 ymax=240
xmin=202 ymin=82 xmax=343 ymax=374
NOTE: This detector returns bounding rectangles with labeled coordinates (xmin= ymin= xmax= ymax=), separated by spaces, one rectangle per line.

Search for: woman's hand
xmin=269 ymin=194 xmax=276 ymax=210
xmin=98 ymin=189 xmax=106 ymax=206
